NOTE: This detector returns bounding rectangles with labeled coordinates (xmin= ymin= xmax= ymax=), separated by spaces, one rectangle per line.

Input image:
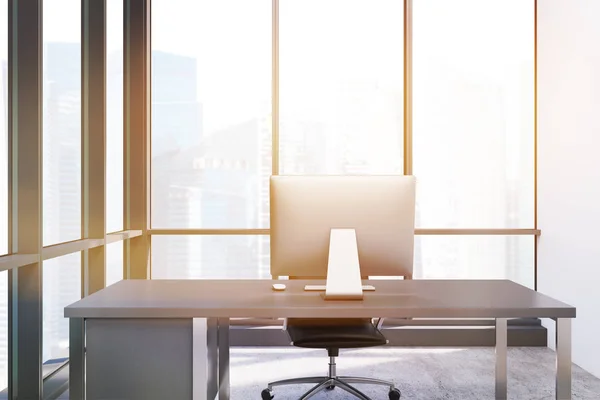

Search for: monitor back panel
xmin=270 ymin=175 xmax=416 ymax=278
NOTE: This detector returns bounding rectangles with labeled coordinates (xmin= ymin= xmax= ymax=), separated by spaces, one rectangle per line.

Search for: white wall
xmin=537 ymin=0 xmax=600 ymax=379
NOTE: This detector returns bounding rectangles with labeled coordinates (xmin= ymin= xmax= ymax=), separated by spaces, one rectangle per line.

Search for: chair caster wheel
xmin=261 ymin=388 xmax=274 ymax=399
xmin=388 ymin=388 xmax=401 ymax=399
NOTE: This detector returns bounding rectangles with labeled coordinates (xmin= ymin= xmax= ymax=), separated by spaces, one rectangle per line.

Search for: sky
xmin=0 ymin=0 xmax=533 ymax=137
xmin=150 ymin=0 xmax=532 ymax=135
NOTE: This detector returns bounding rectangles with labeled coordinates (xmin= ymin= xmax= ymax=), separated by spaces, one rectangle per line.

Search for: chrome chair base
xmin=262 ymin=375 xmax=401 ymax=400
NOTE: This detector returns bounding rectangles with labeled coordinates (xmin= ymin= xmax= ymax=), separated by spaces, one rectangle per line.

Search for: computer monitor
xmin=270 ymin=175 xmax=416 ymax=285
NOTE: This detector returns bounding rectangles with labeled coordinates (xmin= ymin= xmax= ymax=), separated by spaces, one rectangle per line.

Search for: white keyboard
xmin=304 ymin=284 xmax=376 ymax=291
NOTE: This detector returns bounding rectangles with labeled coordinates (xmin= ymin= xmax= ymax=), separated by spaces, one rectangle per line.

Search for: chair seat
xmin=286 ymin=318 xmax=387 ymax=349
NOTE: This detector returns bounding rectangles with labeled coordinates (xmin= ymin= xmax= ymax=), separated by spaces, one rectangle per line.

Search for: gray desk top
xmin=64 ymin=279 xmax=576 ymax=319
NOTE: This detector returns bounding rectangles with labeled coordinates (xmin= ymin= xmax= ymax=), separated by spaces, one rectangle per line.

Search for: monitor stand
xmin=321 ymin=228 xmax=364 ymax=300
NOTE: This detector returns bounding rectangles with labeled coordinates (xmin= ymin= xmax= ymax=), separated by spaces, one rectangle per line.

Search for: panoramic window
xmin=151 ymin=0 xmax=272 ymax=278
xmin=279 ymin=0 xmax=404 ymax=175
xmin=42 ymin=0 xmax=82 ymax=246
xmin=151 ymin=0 xmax=272 ymax=230
xmin=412 ymin=0 xmax=535 ymax=286
xmin=106 ymin=0 xmax=124 ymax=285
xmin=42 ymin=253 xmax=81 ymax=364
xmin=41 ymin=0 xmax=83 ymax=372
xmin=413 ymin=0 xmax=534 ymax=229
xmin=107 ymin=0 xmax=124 ymax=234
xmin=149 ymin=0 xmax=535 ymax=285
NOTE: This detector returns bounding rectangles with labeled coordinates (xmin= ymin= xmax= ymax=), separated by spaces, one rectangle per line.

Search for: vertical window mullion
xmin=404 ymin=0 xmax=413 ymax=176
xmin=272 ymin=0 xmax=279 ymax=176
xmin=8 ymin=0 xmax=44 ymax=397
xmin=123 ymin=0 xmax=150 ymax=280
xmin=81 ymin=0 xmax=107 ymax=296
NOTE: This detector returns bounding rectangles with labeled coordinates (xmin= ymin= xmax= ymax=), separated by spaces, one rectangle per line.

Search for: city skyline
xmin=150 ymin=43 xmax=533 ymax=288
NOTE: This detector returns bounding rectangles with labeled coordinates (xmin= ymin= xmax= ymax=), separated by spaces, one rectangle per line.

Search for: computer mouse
xmin=272 ymin=283 xmax=286 ymax=291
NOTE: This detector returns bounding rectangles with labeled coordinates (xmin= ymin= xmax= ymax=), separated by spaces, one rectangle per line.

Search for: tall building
xmin=152 ymin=148 xmax=203 ymax=278
xmin=198 ymin=119 xmax=267 ymax=278
xmin=152 ymin=116 xmax=270 ymax=279
xmin=150 ymin=50 xmax=205 ymax=278
xmin=279 ymin=119 xmax=327 ymax=175
xmin=152 ymin=51 xmax=202 ymax=157
xmin=150 ymin=48 xmax=273 ymax=280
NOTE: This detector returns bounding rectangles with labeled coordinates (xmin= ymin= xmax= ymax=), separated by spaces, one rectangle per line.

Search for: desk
xmin=65 ymin=279 xmax=575 ymax=400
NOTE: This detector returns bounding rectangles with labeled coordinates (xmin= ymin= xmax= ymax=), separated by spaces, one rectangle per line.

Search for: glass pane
xmin=413 ymin=235 xmax=534 ymax=289
xmin=152 ymin=235 xmax=270 ymax=279
xmin=0 ymin=0 xmax=7 ymax=255
xmin=0 ymin=271 xmax=7 ymax=391
xmin=279 ymin=0 xmax=404 ymax=175
xmin=106 ymin=241 xmax=123 ymax=287
xmin=107 ymin=0 xmax=124 ymax=233
xmin=43 ymin=252 xmax=81 ymax=363
xmin=151 ymin=0 xmax=272 ymax=229
xmin=43 ymin=0 xmax=82 ymax=245
xmin=413 ymin=0 xmax=535 ymax=228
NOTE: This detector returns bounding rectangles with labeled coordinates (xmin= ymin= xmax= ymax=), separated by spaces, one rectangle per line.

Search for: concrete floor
xmin=57 ymin=346 xmax=600 ymax=399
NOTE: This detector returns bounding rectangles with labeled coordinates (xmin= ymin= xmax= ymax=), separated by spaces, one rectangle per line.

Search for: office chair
xmin=260 ymin=316 xmax=401 ymax=400
xmin=265 ymin=175 xmax=415 ymax=399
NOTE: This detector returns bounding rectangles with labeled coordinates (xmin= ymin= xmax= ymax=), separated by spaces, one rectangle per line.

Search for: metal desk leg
xmin=69 ymin=317 xmax=86 ymax=400
xmin=495 ymin=318 xmax=508 ymax=400
xmin=193 ymin=318 xmax=219 ymax=400
xmin=556 ymin=318 xmax=572 ymax=400
xmin=218 ymin=318 xmax=231 ymax=400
